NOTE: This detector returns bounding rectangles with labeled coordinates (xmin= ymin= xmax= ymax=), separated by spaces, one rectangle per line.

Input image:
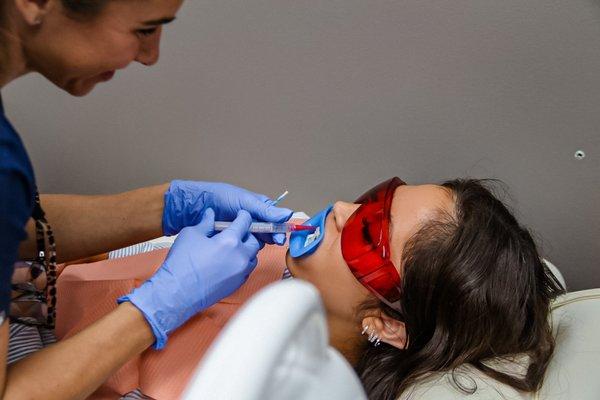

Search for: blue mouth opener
xmin=289 ymin=204 xmax=333 ymax=258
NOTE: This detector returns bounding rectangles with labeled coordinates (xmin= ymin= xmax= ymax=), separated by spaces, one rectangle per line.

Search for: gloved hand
xmin=118 ymin=208 xmax=260 ymax=349
xmin=162 ymin=180 xmax=293 ymax=245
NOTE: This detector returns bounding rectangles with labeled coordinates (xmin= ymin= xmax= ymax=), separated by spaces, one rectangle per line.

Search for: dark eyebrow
xmin=142 ymin=17 xmax=176 ymax=26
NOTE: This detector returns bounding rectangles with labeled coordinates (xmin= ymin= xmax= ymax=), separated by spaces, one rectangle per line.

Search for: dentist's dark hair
xmin=355 ymin=179 xmax=564 ymax=400
xmin=62 ymin=0 xmax=110 ymax=17
xmin=0 ymin=0 xmax=109 ymax=22
xmin=0 ymin=0 xmax=110 ymax=30
xmin=1 ymin=0 xmax=108 ymax=68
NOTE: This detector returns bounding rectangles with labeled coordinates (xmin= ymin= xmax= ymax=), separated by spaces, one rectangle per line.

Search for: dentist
xmin=0 ymin=0 xmax=292 ymax=398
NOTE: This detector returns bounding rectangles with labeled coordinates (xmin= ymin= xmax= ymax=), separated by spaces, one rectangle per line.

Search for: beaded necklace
xmin=31 ymin=190 xmax=57 ymax=328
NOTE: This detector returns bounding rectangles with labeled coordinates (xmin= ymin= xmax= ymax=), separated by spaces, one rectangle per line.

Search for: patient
xmin=55 ymin=177 xmax=563 ymax=400
xmin=287 ymin=177 xmax=564 ymax=399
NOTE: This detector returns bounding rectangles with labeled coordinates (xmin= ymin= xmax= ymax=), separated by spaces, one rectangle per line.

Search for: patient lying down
xmin=56 ymin=178 xmax=563 ymax=400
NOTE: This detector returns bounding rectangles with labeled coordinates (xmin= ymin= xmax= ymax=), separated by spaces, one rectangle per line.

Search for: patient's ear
xmin=361 ymin=312 xmax=407 ymax=350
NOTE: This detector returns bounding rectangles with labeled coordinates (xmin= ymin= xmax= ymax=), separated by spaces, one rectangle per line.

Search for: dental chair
xmin=183 ymin=270 xmax=600 ymax=400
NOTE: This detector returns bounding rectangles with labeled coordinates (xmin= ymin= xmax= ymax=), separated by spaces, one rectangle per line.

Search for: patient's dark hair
xmin=355 ymin=179 xmax=564 ymax=400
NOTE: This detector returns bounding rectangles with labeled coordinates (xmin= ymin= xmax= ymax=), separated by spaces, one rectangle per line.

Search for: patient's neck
xmin=328 ymin=316 xmax=364 ymax=366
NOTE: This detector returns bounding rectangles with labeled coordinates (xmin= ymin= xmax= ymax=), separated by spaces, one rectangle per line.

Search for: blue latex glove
xmin=162 ymin=180 xmax=293 ymax=245
xmin=118 ymin=208 xmax=260 ymax=349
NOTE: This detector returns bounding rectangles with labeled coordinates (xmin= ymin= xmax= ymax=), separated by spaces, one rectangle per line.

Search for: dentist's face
xmin=24 ymin=0 xmax=184 ymax=96
xmin=286 ymin=184 xmax=455 ymax=321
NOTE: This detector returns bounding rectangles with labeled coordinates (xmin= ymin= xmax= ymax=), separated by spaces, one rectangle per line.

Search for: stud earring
xmin=33 ymin=16 xmax=42 ymax=25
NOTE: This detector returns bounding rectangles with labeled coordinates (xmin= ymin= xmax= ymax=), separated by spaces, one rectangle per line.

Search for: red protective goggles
xmin=341 ymin=177 xmax=405 ymax=310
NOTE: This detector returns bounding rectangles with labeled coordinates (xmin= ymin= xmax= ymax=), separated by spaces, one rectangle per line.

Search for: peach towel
xmin=56 ymin=244 xmax=287 ymax=399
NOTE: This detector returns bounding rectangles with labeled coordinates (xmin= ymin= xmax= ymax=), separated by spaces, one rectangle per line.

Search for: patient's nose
xmin=136 ymin=30 xmax=161 ymax=66
xmin=333 ymin=201 xmax=360 ymax=232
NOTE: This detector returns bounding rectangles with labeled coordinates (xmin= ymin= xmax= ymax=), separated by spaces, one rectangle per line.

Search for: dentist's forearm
xmin=19 ymin=183 xmax=169 ymax=262
xmin=3 ymin=303 xmax=154 ymax=400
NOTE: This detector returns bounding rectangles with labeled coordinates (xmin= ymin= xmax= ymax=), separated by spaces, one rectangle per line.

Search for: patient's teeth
xmin=304 ymin=227 xmax=321 ymax=247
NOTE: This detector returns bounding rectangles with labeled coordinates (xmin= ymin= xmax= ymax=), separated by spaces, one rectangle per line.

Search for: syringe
xmin=212 ymin=189 xmax=311 ymax=233
xmin=213 ymin=221 xmax=316 ymax=233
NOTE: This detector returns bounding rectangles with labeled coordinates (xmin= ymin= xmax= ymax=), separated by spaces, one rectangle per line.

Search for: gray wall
xmin=3 ymin=0 xmax=599 ymax=290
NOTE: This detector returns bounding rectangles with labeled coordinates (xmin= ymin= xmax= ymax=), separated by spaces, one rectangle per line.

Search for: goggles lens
xmin=341 ymin=177 xmax=405 ymax=310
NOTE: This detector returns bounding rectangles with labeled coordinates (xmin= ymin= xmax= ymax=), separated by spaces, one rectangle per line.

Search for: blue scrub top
xmin=0 ymin=94 xmax=36 ymax=316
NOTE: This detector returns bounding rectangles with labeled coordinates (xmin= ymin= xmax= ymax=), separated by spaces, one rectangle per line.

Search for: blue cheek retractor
xmin=289 ymin=204 xmax=333 ymax=258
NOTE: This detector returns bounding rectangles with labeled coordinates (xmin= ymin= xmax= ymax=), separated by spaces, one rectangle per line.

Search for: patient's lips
xmin=289 ymin=205 xmax=332 ymax=258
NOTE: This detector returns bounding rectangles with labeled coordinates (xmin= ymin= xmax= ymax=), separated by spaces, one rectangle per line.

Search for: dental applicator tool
xmin=213 ymin=221 xmax=317 ymax=234
xmin=213 ymin=190 xmax=315 ymax=233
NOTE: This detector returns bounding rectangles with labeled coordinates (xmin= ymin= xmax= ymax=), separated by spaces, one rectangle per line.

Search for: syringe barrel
xmin=248 ymin=223 xmax=287 ymax=233
xmin=214 ymin=221 xmax=233 ymax=231
xmin=213 ymin=221 xmax=288 ymax=233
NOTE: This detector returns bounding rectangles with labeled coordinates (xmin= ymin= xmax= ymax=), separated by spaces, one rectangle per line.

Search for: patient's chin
xmin=285 ymin=248 xmax=312 ymax=279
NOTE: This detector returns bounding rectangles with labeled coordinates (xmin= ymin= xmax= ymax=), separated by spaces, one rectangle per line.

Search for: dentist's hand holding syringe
xmin=118 ymin=181 xmax=293 ymax=349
